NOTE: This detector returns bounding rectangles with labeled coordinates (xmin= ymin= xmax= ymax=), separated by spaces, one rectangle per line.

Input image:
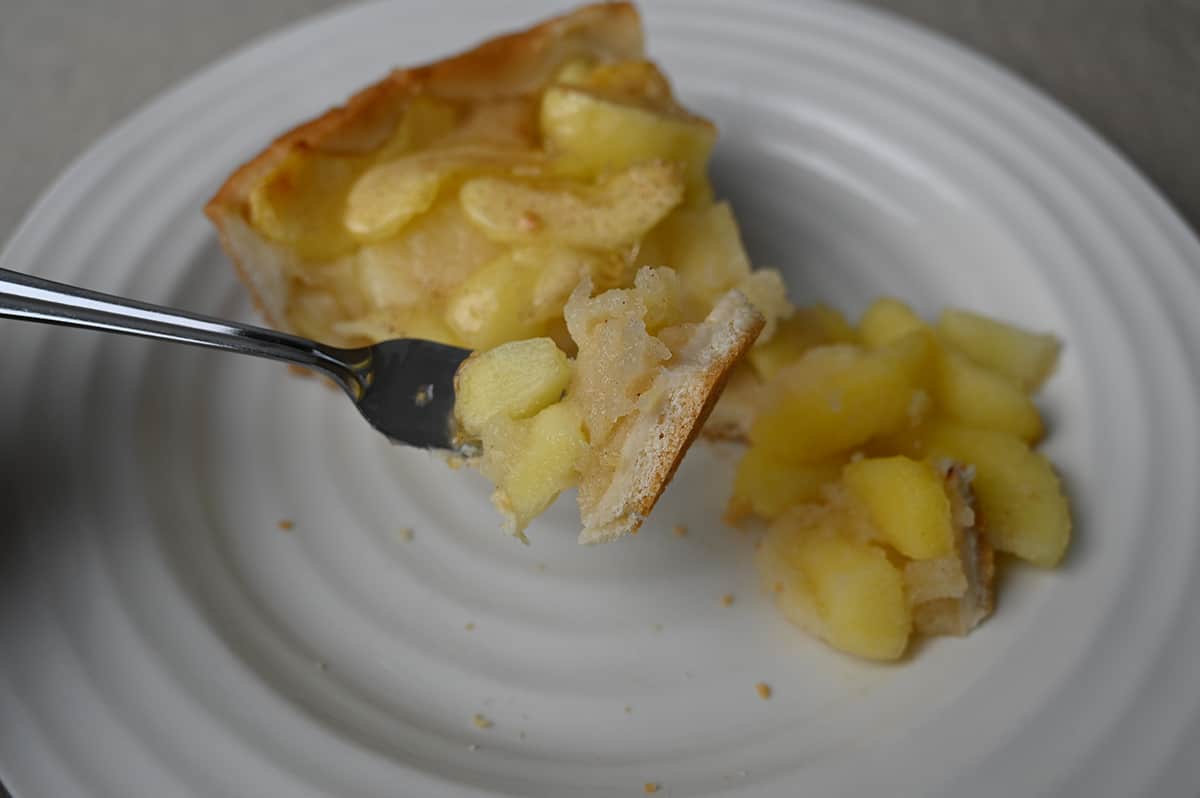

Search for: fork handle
xmin=0 ymin=266 xmax=368 ymax=397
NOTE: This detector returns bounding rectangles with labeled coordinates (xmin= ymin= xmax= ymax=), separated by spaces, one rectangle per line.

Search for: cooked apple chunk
xmin=459 ymin=160 xmax=684 ymax=249
xmin=540 ymin=76 xmax=716 ymax=200
xmin=937 ymin=308 xmax=1062 ymax=392
xmin=454 ymin=338 xmax=572 ymax=432
xmin=856 ymin=298 xmax=1045 ymax=442
xmin=748 ymin=331 xmax=936 ymax=463
xmin=924 ymin=422 xmax=1071 ymax=567
xmin=731 ymin=296 xmax=1065 ymax=659
xmin=760 ymin=503 xmax=912 ymax=661
xmin=843 ymin=456 xmax=954 ymax=561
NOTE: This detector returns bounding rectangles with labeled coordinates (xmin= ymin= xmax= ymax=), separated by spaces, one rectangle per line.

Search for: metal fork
xmin=0 ymin=267 xmax=474 ymax=451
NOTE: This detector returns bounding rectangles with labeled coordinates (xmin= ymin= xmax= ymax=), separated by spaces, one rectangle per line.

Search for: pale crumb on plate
xmin=755 ymin=682 xmax=772 ymax=700
xmin=397 ymin=526 xmax=415 ymax=542
xmin=672 ymin=523 xmax=688 ymax=537
xmin=534 ymin=562 xmax=547 ymax=572
xmin=644 ymin=783 xmax=660 ymax=794
xmin=473 ymin=713 xmax=493 ymax=729
xmin=467 ymin=744 xmax=479 ymax=751
xmin=624 ymin=705 xmax=633 ymax=714
xmin=277 ymin=519 xmax=294 ymax=531
xmin=721 ymin=593 xmax=735 ymax=607
xmin=652 ymin=623 xmax=664 ymax=633
xmin=465 ymin=622 xmax=476 ymax=631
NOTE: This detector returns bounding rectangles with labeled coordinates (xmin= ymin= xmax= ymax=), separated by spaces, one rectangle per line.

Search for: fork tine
xmin=352 ymin=339 xmax=473 ymax=450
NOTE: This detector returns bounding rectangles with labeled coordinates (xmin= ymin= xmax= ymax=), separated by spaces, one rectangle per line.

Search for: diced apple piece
xmin=343 ymin=159 xmax=444 ymax=242
xmin=540 ymin=84 xmax=715 ymax=199
xmin=454 ymin=338 xmax=572 ymax=434
xmin=764 ymin=510 xmax=911 ymax=661
xmin=802 ymin=535 xmax=911 ymax=660
xmin=636 ymin=202 xmax=751 ymax=309
xmin=748 ymin=304 xmax=855 ymax=380
xmin=935 ymin=349 xmax=1044 ymax=442
xmin=924 ymin=422 xmax=1071 ymax=567
xmin=444 ymin=247 xmax=591 ymax=350
xmin=728 ymin=445 xmax=842 ymax=521
xmin=858 ymin=300 xmax=1044 ymax=441
xmin=858 ymin=297 xmax=925 ymax=349
xmin=443 ymin=252 xmax=542 ymax=350
xmin=757 ymin=521 xmax=827 ymax=639
xmin=345 ymin=148 xmax=548 ymax=242
xmin=355 ymin=198 xmax=503 ymax=309
xmin=482 ymin=402 xmax=588 ymax=537
xmin=843 ymin=456 xmax=954 ymax=560
xmin=937 ymin=308 xmax=1062 ymax=392
xmin=248 ymin=150 xmax=365 ymax=259
xmin=459 ymin=161 xmax=684 ymax=249
xmin=749 ymin=331 xmax=936 ymax=463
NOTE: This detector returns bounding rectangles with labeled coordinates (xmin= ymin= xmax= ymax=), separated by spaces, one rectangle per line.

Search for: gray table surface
xmin=0 ymin=0 xmax=1197 ymax=795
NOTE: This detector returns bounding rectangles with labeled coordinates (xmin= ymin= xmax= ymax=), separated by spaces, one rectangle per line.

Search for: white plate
xmin=2 ymin=1 xmax=1199 ymax=796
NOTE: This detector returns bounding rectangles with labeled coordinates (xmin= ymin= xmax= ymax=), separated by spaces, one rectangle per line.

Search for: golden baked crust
xmin=204 ymin=1 xmax=644 ymax=331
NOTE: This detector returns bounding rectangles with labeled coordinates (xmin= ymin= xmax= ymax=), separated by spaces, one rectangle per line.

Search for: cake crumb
xmin=671 ymin=523 xmax=688 ymax=537
xmin=721 ymin=593 xmax=735 ymax=607
xmin=467 ymin=744 xmax=479 ymax=751
xmin=534 ymin=562 xmax=547 ymax=573
xmin=755 ymin=682 xmax=772 ymax=700
xmin=397 ymin=526 xmax=414 ymax=542
xmin=624 ymin=705 xmax=633 ymax=714
xmin=277 ymin=519 xmax=294 ymax=531
xmin=652 ymin=623 xmax=663 ymax=633
xmin=472 ymin=713 xmax=493 ymax=729
xmin=644 ymin=783 xmax=660 ymax=794
xmin=465 ymin=622 xmax=476 ymax=631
